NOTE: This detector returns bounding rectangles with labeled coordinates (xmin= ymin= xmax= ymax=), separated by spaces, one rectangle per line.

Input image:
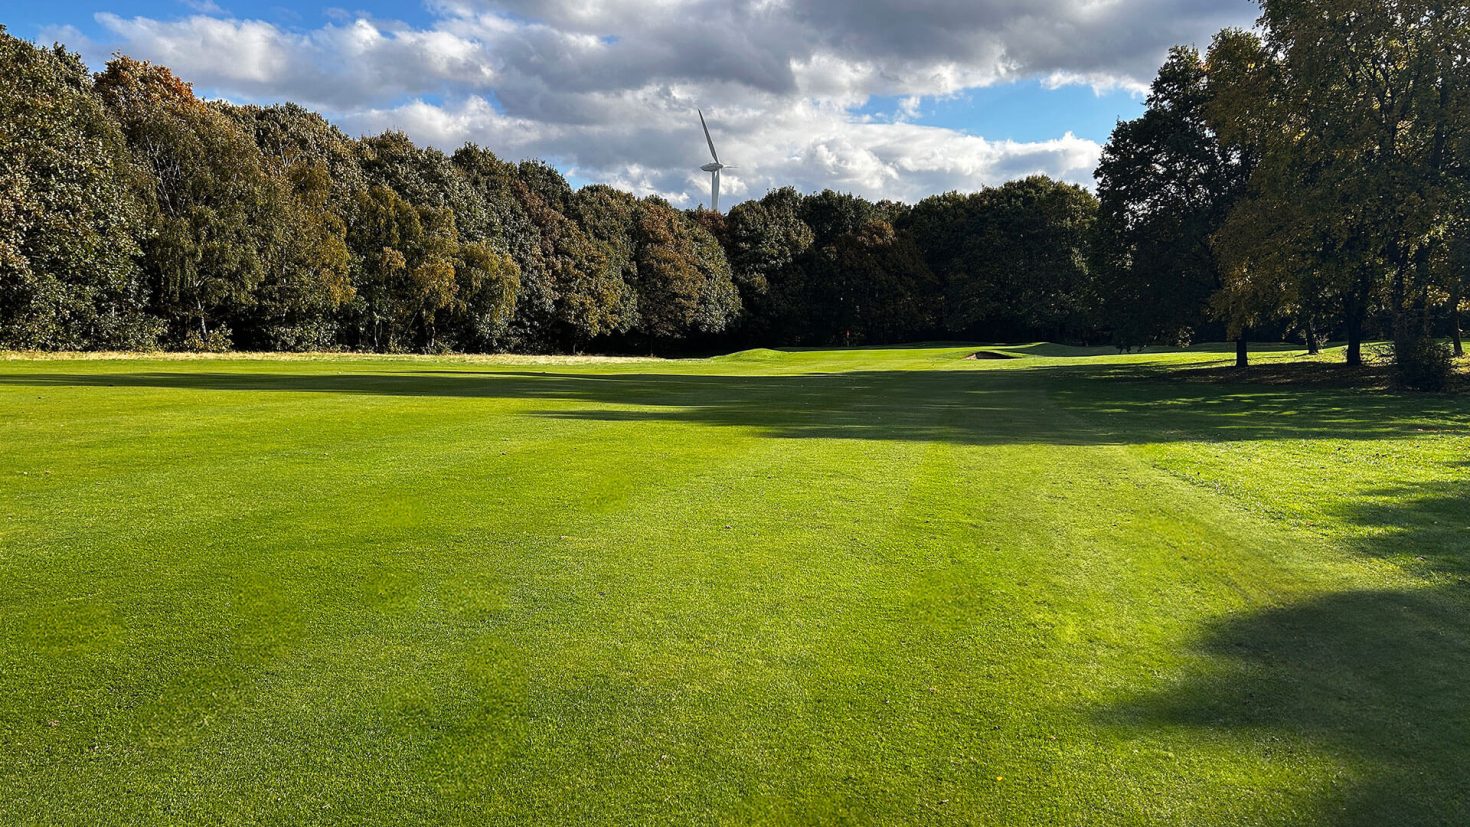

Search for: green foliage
xmin=0 ymin=30 xmax=155 ymax=349
xmin=1393 ymin=336 xmax=1454 ymax=391
xmin=359 ymin=132 xmax=492 ymax=242
xmin=633 ymin=198 xmax=722 ymax=340
xmin=948 ymin=177 xmax=1098 ymax=341
xmin=347 ymin=185 xmax=463 ymax=351
xmin=1211 ymin=1 xmax=1470 ymax=361
xmin=799 ymin=219 xmax=937 ymax=345
xmin=510 ymin=172 xmax=625 ymax=349
xmin=453 ymin=144 xmax=554 ymax=351
xmin=453 ymin=240 xmax=521 ymax=349
xmin=902 ymin=191 xmax=983 ymax=333
xmin=800 ymin=189 xmax=882 ymax=247
xmin=721 ymin=187 xmax=814 ymax=340
xmin=573 ymin=184 xmax=642 ymax=334
xmin=96 ymin=57 xmax=299 ymax=346
xmin=1095 ymin=46 xmax=1246 ymax=349
xmin=687 ymin=216 xmax=741 ymax=336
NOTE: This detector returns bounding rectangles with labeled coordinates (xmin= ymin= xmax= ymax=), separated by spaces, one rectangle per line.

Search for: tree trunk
xmin=1235 ymin=334 xmax=1248 ymax=369
xmin=1305 ymin=322 xmax=1321 ymax=356
xmin=1415 ymin=243 xmax=1436 ymax=339
xmin=1346 ymin=326 xmax=1363 ymax=366
xmin=1452 ymin=279 xmax=1465 ymax=358
xmin=1345 ymin=274 xmax=1370 ymax=367
xmin=1390 ymin=247 xmax=1413 ymax=352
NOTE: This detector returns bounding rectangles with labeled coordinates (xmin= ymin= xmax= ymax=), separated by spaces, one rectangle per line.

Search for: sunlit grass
xmin=2 ymin=344 xmax=1467 ymax=823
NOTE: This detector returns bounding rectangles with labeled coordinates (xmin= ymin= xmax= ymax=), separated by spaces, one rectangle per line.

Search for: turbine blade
xmin=712 ymin=169 xmax=720 ymax=213
xmin=698 ymin=108 xmax=720 ymax=164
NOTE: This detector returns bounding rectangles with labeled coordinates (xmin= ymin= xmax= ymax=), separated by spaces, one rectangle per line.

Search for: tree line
xmin=1097 ymin=0 xmax=1469 ymax=387
xmin=0 ymin=25 xmax=1100 ymax=357
xmin=2 ymin=0 xmax=1468 ymax=386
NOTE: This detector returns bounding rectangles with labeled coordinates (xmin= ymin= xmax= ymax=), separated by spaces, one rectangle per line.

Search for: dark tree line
xmin=3 ymin=0 xmax=1468 ymax=380
xmin=0 ymin=28 xmax=1099 ymax=355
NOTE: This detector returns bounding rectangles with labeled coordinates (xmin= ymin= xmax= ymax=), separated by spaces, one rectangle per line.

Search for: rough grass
xmin=2 ymin=343 xmax=1468 ymax=824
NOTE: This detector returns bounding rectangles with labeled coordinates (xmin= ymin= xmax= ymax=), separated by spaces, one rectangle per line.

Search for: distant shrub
xmin=94 ymin=312 xmax=164 ymax=352
xmin=264 ymin=320 xmax=338 ymax=353
xmin=183 ymin=325 xmax=233 ymax=353
xmin=1393 ymin=337 xmax=1453 ymax=391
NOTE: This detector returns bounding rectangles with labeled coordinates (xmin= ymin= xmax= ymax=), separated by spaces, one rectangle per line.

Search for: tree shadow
xmin=1 ymin=363 xmax=1465 ymax=447
xmin=1100 ymin=478 xmax=1470 ymax=824
xmin=1102 ymin=585 xmax=1470 ymax=825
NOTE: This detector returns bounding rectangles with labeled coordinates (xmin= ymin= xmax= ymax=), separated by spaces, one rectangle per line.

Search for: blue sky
xmin=9 ymin=0 xmax=1256 ymax=205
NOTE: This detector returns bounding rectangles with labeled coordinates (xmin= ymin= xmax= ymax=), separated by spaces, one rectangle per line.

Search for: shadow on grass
xmin=1102 ymin=585 xmax=1470 ymax=825
xmin=1101 ymin=479 xmax=1470 ymax=824
xmin=2 ymin=363 xmax=1465 ymax=447
xmin=7 ymin=357 xmax=1470 ymax=820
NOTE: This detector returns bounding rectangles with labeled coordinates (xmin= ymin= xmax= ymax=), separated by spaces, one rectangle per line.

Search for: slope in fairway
xmin=2 ymin=344 xmax=1468 ymax=824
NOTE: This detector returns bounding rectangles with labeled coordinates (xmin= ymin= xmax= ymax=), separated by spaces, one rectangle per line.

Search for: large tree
xmin=220 ymin=102 xmax=356 ymax=350
xmin=632 ymin=197 xmax=740 ymax=343
xmin=1095 ymin=46 xmax=1250 ymax=360
xmin=1215 ymin=0 xmax=1469 ymax=365
xmin=96 ymin=56 xmax=294 ymax=349
xmin=899 ymin=192 xmax=984 ymax=333
xmin=0 ymin=31 xmax=154 ymax=349
xmin=453 ymin=144 xmax=553 ymax=351
xmin=805 ymin=218 xmax=937 ymax=345
xmin=951 ymin=177 xmax=1099 ymax=343
xmin=573 ymin=184 xmax=642 ymax=337
xmin=510 ymin=169 xmax=625 ymax=351
xmin=720 ymin=187 xmax=814 ymax=341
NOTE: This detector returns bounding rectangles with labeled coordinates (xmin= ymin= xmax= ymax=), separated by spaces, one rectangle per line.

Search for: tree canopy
xmin=4 ymin=5 xmax=1469 ymax=377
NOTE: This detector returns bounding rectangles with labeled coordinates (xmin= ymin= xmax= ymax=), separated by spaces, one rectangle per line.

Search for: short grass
xmin=2 ymin=343 xmax=1468 ymax=825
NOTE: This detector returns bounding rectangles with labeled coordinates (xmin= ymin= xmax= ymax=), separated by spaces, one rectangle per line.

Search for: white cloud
xmin=78 ymin=0 xmax=1258 ymax=205
xmin=179 ymin=0 xmax=228 ymax=14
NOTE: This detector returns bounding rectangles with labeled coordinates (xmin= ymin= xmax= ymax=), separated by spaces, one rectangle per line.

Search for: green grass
xmin=2 ymin=343 xmax=1468 ymax=824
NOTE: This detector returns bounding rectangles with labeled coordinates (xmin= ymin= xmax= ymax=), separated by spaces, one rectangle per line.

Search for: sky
xmin=9 ymin=0 xmax=1260 ymax=208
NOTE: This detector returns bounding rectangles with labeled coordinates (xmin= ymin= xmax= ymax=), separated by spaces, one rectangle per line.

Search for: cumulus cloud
xmin=79 ymin=0 xmax=1259 ymax=205
xmin=94 ymin=13 xmax=495 ymax=109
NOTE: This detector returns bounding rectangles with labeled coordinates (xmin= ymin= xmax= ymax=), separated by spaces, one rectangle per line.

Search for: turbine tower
xmin=698 ymin=109 xmax=734 ymax=212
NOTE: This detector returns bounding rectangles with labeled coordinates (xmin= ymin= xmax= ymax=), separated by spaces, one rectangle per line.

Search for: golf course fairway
xmin=2 ymin=344 xmax=1467 ymax=824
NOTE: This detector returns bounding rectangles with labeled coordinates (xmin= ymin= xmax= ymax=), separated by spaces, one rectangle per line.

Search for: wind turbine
xmin=698 ymin=109 xmax=735 ymax=212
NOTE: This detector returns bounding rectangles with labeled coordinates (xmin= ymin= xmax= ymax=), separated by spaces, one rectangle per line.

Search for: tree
xmin=807 ymin=219 xmax=937 ymax=345
xmin=687 ymin=217 xmax=742 ymax=338
xmin=358 ymin=132 xmax=492 ymax=242
xmin=899 ymin=192 xmax=984 ymax=333
xmin=1221 ymin=0 xmax=1467 ymax=364
xmin=453 ymin=144 xmax=552 ymax=351
xmin=800 ymin=189 xmax=882 ymax=247
xmin=510 ymin=170 xmax=625 ymax=350
xmin=633 ymin=198 xmax=718 ymax=341
xmin=347 ymin=187 xmax=451 ymax=350
xmin=221 ymin=103 xmax=356 ymax=350
xmin=226 ymin=102 xmax=367 ymax=212
xmin=1095 ymin=46 xmax=1250 ymax=359
xmin=721 ymin=187 xmax=813 ymax=340
xmin=0 ymin=30 xmax=155 ymax=349
xmin=573 ymin=184 xmax=642 ymax=337
xmin=952 ymin=177 xmax=1099 ymax=343
xmin=1449 ymin=230 xmax=1469 ymax=357
xmin=95 ymin=56 xmax=293 ymax=349
xmin=452 ymin=240 xmax=521 ymax=351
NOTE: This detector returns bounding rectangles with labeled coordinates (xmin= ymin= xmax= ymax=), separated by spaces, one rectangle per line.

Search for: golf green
xmin=2 ymin=344 xmax=1467 ymax=824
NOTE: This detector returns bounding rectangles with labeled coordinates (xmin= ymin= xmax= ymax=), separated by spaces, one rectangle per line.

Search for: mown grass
xmin=2 ymin=343 xmax=1467 ymax=824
